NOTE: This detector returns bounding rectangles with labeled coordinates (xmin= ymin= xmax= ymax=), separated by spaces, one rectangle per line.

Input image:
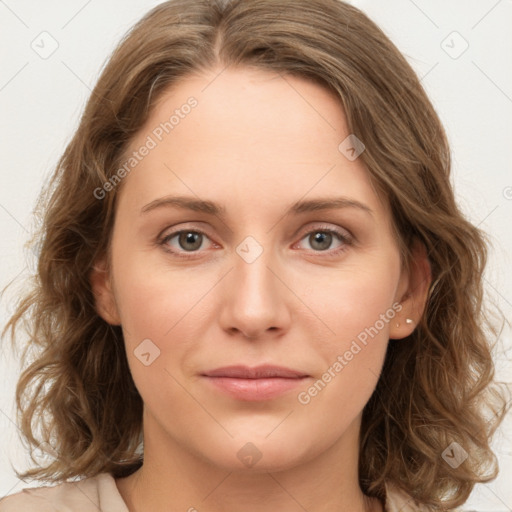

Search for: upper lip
xmin=202 ymin=365 xmax=309 ymax=379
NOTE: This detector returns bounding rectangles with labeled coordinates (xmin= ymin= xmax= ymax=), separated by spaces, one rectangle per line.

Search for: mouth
xmin=201 ymin=365 xmax=310 ymax=401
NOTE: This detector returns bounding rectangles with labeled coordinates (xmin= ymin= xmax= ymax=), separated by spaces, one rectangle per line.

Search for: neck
xmin=116 ymin=412 xmax=383 ymax=512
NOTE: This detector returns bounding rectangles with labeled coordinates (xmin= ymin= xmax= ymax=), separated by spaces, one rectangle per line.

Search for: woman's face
xmin=94 ymin=66 xmax=416 ymax=471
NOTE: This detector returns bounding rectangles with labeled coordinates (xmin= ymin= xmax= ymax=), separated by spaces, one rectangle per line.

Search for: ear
xmin=389 ymin=239 xmax=431 ymax=340
xmin=89 ymin=256 xmax=121 ymax=326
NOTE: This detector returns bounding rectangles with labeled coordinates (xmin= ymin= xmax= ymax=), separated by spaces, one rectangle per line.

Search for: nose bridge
xmin=233 ymin=235 xmax=279 ymax=307
xmin=219 ymin=233 xmax=289 ymax=337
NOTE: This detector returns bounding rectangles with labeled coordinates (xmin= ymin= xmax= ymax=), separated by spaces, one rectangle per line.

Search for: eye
xmin=159 ymin=229 xmax=214 ymax=258
xmin=158 ymin=225 xmax=353 ymax=260
xmin=295 ymin=226 xmax=352 ymax=256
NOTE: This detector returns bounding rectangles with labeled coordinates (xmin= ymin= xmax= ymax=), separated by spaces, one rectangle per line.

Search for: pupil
xmin=311 ymin=232 xmax=331 ymax=251
xmin=180 ymin=232 xmax=202 ymax=251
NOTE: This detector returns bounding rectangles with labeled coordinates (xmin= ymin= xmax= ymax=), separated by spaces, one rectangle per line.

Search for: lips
xmin=201 ymin=365 xmax=310 ymax=401
xmin=202 ymin=365 xmax=309 ymax=379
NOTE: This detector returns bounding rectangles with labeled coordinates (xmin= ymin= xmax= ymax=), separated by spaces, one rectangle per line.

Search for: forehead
xmin=115 ymin=66 xmax=388 ymax=220
xmin=141 ymin=67 xmax=346 ymax=156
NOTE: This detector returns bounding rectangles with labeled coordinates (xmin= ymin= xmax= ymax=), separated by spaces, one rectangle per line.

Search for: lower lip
xmin=203 ymin=376 xmax=309 ymax=401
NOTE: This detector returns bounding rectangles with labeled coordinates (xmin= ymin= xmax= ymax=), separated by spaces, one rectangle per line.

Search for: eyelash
xmin=158 ymin=225 xmax=353 ymax=260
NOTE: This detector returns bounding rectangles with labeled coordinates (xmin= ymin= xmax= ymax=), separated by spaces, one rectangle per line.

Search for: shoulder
xmin=384 ymin=481 xmax=464 ymax=512
xmin=384 ymin=481 xmax=432 ymax=511
xmin=0 ymin=473 xmax=128 ymax=512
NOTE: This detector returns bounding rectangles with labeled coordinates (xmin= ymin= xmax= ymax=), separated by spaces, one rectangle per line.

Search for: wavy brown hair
xmin=2 ymin=0 xmax=509 ymax=509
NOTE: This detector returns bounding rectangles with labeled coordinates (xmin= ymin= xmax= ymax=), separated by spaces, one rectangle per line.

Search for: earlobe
xmin=389 ymin=240 xmax=432 ymax=340
xmin=89 ymin=257 xmax=121 ymax=326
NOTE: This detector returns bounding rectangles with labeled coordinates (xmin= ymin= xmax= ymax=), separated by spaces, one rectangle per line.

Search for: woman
xmin=0 ymin=0 xmax=507 ymax=510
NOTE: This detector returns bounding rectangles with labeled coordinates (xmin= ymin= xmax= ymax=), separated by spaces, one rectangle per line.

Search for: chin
xmin=193 ymin=430 xmax=317 ymax=474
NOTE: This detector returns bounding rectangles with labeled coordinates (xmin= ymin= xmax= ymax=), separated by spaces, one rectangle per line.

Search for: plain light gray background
xmin=1 ymin=0 xmax=511 ymax=509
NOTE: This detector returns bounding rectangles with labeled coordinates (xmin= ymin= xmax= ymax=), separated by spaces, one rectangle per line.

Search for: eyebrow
xmin=140 ymin=195 xmax=373 ymax=218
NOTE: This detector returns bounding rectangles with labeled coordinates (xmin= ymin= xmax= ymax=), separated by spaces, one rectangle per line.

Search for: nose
xmin=218 ymin=244 xmax=292 ymax=340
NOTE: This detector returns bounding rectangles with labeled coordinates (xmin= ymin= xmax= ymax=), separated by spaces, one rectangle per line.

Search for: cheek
xmin=110 ymin=247 xmax=218 ymax=389
xmin=306 ymin=260 xmax=400 ymax=349
xmin=114 ymin=273 xmax=176 ymax=342
xmin=111 ymin=269 xmax=193 ymax=413
xmin=295 ymin=260 xmax=400 ymax=408
xmin=110 ymin=235 xmax=208 ymax=340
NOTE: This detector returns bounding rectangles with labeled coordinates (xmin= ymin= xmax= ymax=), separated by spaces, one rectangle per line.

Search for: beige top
xmin=0 ymin=472 xmax=431 ymax=511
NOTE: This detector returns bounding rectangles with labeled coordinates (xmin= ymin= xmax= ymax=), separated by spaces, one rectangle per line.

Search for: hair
xmin=1 ymin=0 xmax=509 ymax=509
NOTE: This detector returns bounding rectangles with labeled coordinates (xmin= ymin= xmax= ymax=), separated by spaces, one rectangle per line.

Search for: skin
xmin=91 ymin=65 xmax=431 ymax=512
